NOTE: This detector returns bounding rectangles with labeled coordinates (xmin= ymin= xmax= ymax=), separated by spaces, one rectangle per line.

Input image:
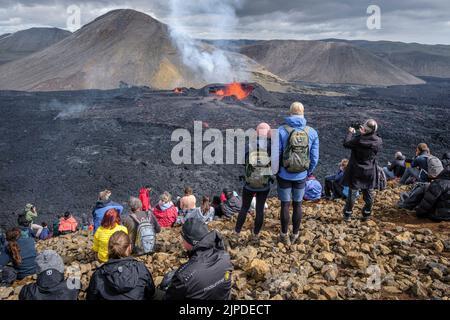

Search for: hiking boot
xmin=361 ymin=209 xmax=372 ymax=222
xmin=343 ymin=210 xmax=352 ymax=222
xmin=290 ymin=232 xmax=300 ymax=244
xmin=250 ymin=231 xmax=260 ymax=243
xmin=279 ymin=233 xmax=291 ymax=245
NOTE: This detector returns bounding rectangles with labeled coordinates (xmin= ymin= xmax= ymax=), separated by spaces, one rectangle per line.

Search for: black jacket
xmin=416 ymin=169 xmax=450 ymax=221
xmin=86 ymin=257 xmax=156 ymax=300
xmin=388 ymin=156 xmax=406 ymax=177
xmin=343 ymin=132 xmax=383 ymax=190
xmin=165 ymin=230 xmax=233 ymax=300
xmin=441 ymin=152 xmax=450 ymax=170
xmin=19 ymin=270 xmax=79 ymax=300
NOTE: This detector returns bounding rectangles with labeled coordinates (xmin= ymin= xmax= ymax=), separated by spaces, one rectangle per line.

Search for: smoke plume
xmin=168 ymin=0 xmax=246 ymax=83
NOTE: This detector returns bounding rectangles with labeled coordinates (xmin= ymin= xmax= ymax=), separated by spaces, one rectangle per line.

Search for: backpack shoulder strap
xmin=283 ymin=125 xmax=294 ymax=135
xmin=304 ymin=126 xmax=311 ymax=134
xmin=130 ymin=213 xmax=141 ymax=225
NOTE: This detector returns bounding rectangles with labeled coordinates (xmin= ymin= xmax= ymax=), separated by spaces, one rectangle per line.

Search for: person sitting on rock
xmin=221 ymin=188 xmax=242 ymax=219
xmin=19 ymin=250 xmax=79 ymax=300
xmin=92 ymin=208 xmax=128 ymax=263
xmin=58 ymin=211 xmax=78 ymax=235
xmin=303 ymin=176 xmax=322 ymax=201
xmin=383 ymin=151 xmax=406 ymax=180
xmin=0 ymin=227 xmax=36 ymax=285
xmin=38 ymin=222 xmax=52 ymax=240
xmin=123 ymin=197 xmax=160 ymax=255
xmin=342 ymin=119 xmax=382 ymax=222
xmin=400 ymin=143 xmax=431 ymax=185
xmin=153 ymin=192 xmax=178 ymax=228
xmin=163 ymin=218 xmax=232 ymax=300
xmin=87 ymin=231 xmax=157 ymax=300
xmin=211 ymin=196 xmax=223 ymax=218
xmin=139 ymin=185 xmax=152 ymax=211
xmin=235 ymin=123 xmax=274 ymax=240
xmin=416 ymin=163 xmax=450 ymax=221
xmin=179 ymin=187 xmax=197 ymax=212
xmin=178 ymin=195 xmax=216 ymax=225
xmin=17 ymin=214 xmax=36 ymax=239
xmin=324 ymin=159 xmax=348 ymax=200
xmin=23 ymin=204 xmax=43 ymax=239
xmin=92 ymin=189 xmax=124 ymax=233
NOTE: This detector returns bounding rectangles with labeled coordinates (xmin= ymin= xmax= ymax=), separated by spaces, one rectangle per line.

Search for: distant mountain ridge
xmin=0 ymin=27 xmax=71 ymax=65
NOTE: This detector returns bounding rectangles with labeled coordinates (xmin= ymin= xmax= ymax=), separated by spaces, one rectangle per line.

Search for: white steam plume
xmin=168 ymin=0 xmax=247 ymax=84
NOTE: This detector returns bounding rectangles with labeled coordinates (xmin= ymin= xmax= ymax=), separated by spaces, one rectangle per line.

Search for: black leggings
xmin=280 ymin=201 xmax=303 ymax=235
xmin=235 ymin=187 xmax=269 ymax=235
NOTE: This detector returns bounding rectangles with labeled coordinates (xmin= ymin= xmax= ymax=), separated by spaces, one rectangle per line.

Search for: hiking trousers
xmin=343 ymin=189 xmax=374 ymax=218
xmin=235 ymin=187 xmax=270 ymax=235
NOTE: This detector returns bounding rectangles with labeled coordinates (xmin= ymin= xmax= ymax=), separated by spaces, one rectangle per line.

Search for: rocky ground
xmin=1 ymin=183 xmax=449 ymax=301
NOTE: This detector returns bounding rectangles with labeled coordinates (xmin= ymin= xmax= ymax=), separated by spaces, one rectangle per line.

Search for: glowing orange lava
xmin=215 ymin=82 xmax=252 ymax=100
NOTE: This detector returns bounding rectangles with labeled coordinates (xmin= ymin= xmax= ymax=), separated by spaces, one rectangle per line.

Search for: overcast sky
xmin=0 ymin=0 xmax=449 ymax=44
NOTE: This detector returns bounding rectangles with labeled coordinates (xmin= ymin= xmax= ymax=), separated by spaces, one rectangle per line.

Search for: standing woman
xmin=235 ymin=123 xmax=274 ymax=240
xmin=0 ymin=228 xmax=37 ymax=284
xmin=92 ymin=209 xmax=128 ymax=263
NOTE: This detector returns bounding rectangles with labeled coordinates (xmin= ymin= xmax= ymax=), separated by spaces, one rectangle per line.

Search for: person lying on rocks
xmin=153 ymin=192 xmax=179 ymax=228
xmin=0 ymin=227 xmax=36 ymax=285
xmin=92 ymin=189 xmax=124 ymax=233
xmin=123 ymin=197 xmax=160 ymax=255
xmin=92 ymin=208 xmax=128 ymax=263
xmin=162 ymin=218 xmax=232 ymax=300
xmin=87 ymin=231 xmax=157 ymax=300
xmin=19 ymin=250 xmax=78 ymax=300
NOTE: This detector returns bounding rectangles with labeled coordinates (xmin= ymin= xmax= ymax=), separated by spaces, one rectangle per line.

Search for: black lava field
xmin=0 ymin=78 xmax=449 ymax=227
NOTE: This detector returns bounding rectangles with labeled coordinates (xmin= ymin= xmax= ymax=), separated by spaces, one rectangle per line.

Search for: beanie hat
xmin=181 ymin=218 xmax=209 ymax=246
xmin=36 ymin=250 xmax=65 ymax=275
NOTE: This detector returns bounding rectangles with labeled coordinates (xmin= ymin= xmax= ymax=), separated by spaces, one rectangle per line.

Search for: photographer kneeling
xmin=342 ymin=119 xmax=383 ymax=221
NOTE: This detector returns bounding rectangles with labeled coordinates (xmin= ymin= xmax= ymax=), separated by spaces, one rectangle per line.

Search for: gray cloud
xmin=0 ymin=0 xmax=449 ymax=44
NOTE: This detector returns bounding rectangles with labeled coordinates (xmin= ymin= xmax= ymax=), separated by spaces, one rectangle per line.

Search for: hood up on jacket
xmin=189 ymin=230 xmax=225 ymax=258
xmin=100 ymin=258 xmax=142 ymax=294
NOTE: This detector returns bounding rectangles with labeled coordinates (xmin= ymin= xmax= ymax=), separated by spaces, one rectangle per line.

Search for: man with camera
xmin=342 ymin=119 xmax=382 ymax=221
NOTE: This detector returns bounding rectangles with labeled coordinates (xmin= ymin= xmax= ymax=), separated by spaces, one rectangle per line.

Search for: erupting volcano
xmin=214 ymin=82 xmax=254 ymax=100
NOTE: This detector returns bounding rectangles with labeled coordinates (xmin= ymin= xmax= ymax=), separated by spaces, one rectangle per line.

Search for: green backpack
xmin=282 ymin=125 xmax=310 ymax=173
xmin=245 ymin=149 xmax=272 ymax=189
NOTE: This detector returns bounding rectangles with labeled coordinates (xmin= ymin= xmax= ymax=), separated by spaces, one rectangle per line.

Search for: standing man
xmin=274 ymin=102 xmax=319 ymax=244
xmin=342 ymin=119 xmax=382 ymax=221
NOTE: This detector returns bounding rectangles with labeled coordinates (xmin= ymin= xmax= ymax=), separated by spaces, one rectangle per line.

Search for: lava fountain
xmin=214 ymin=82 xmax=253 ymax=100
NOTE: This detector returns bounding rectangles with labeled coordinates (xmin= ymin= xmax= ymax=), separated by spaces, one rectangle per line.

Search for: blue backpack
xmin=304 ymin=177 xmax=322 ymax=201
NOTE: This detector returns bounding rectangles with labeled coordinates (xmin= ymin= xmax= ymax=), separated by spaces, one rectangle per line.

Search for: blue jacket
xmin=92 ymin=200 xmax=124 ymax=233
xmin=326 ymin=169 xmax=345 ymax=183
xmin=275 ymin=116 xmax=319 ymax=181
xmin=0 ymin=233 xmax=37 ymax=279
xmin=39 ymin=227 xmax=51 ymax=240
xmin=412 ymin=152 xmax=429 ymax=182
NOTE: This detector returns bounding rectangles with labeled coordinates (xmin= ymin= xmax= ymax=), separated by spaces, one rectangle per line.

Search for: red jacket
xmin=58 ymin=217 xmax=78 ymax=233
xmin=153 ymin=204 xmax=178 ymax=228
xmin=139 ymin=188 xmax=151 ymax=211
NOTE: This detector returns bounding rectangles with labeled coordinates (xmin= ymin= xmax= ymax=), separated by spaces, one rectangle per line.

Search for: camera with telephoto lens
xmin=350 ymin=122 xmax=362 ymax=130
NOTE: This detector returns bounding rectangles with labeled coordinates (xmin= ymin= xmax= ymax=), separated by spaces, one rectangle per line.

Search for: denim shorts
xmin=277 ymin=176 xmax=306 ymax=202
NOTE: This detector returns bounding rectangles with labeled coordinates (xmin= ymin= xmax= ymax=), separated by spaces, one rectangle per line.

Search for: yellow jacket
xmin=93 ymin=224 xmax=128 ymax=263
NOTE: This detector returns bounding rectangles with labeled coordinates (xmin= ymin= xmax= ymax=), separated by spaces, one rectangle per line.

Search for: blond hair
xmin=160 ymin=191 xmax=172 ymax=203
xmin=340 ymin=159 xmax=349 ymax=169
xmin=289 ymin=102 xmax=304 ymax=115
xmin=98 ymin=189 xmax=111 ymax=201
xmin=108 ymin=231 xmax=131 ymax=259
